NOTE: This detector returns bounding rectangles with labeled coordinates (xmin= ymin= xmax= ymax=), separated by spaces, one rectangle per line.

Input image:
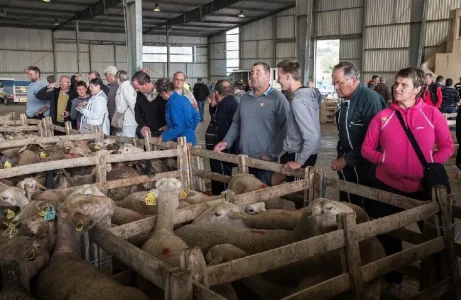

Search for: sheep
xmin=107 ymin=166 xmax=148 ymax=200
xmin=227 ymin=173 xmax=283 ymax=209
xmin=36 ymin=194 xmax=148 ymax=300
xmin=0 ymin=236 xmax=50 ymax=299
xmin=245 ymin=202 xmax=266 ymax=215
xmin=192 ymin=201 xmax=302 ymax=230
xmin=0 ymin=187 xmax=29 ymax=209
xmin=17 ymin=177 xmax=47 ymax=193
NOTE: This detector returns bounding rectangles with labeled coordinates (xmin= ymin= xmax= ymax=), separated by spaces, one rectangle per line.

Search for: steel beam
xmin=76 ymin=20 xmax=81 ymax=73
xmin=53 ymin=0 xmax=123 ymax=32
xmin=143 ymin=0 xmax=242 ymax=34
xmin=126 ymin=0 xmax=143 ymax=76
xmin=296 ymin=0 xmax=314 ymax=84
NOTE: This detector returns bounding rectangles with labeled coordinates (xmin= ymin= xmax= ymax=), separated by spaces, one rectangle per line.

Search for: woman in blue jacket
xmin=154 ymin=78 xmax=200 ymax=145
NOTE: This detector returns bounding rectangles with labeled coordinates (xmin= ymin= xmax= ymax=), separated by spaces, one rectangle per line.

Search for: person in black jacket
xmin=331 ymin=62 xmax=386 ymax=207
xmin=193 ymin=78 xmax=209 ymax=122
xmin=131 ymin=71 xmax=166 ymax=137
xmin=35 ymin=75 xmax=78 ymax=127
xmin=208 ymin=80 xmax=239 ymax=195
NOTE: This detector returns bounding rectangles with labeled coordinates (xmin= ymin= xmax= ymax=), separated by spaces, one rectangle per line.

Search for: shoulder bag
xmin=395 ymin=111 xmax=450 ymax=200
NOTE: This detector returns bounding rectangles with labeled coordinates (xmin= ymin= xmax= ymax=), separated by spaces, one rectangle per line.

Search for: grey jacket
xmin=283 ymin=87 xmax=320 ymax=165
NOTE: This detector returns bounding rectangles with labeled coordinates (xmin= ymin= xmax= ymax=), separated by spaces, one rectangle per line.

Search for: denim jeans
xmin=441 ymin=106 xmax=457 ymax=132
xmin=197 ymin=100 xmax=205 ymax=121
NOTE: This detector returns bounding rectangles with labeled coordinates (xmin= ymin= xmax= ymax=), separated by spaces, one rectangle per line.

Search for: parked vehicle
xmin=0 ymin=78 xmax=15 ymax=103
xmin=2 ymin=80 xmax=29 ymax=105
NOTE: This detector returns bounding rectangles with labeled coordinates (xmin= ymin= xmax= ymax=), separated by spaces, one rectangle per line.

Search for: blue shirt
xmin=162 ymin=92 xmax=200 ymax=145
xmin=26 ymin=80 xmax=48 ymax=117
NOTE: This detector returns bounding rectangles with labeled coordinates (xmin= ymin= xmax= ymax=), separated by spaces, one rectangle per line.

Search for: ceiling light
xmin=0 ymin=9 xmax=6 ymax=17
xmin=54 ymin=19 xmax=59 ymax=26
xmin=153 ymin=4 xmax=160 ymax=12
xmin=238 ymin=10 xmax=245 ymax=18
xmin=42 ymin=0 xmax=51 ymax=2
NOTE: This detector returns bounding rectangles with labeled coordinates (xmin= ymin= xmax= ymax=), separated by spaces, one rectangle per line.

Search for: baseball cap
xmin=104 ymin=66 xmax=117 ymax=76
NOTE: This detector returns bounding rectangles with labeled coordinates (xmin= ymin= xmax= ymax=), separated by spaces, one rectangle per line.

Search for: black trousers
xmin=337 ymin=164 xmax=372 ymax=208
xmin=209 ymin=159 xmax=234 ymax=195
xmin=280 ymin=152 xmax=317 ymax=182
xmin=366 ymin=179 xmax=425 ymax=284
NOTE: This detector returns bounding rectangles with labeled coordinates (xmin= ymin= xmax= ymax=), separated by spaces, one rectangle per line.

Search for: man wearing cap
xmin=104 ymin=66 xmax=118 ymax=132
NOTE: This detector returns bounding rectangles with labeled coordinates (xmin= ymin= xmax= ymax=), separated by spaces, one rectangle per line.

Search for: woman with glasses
xmin=70 ymin=81 xmax=91 ymax=130
xmin=77 ymin=78 xmax=110 ymax=135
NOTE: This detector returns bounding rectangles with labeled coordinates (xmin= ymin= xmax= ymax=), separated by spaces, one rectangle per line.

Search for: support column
xmin=76 ymin=20 xmax=81 ymax=73
xmin=51 ymin=31 xmax=57 ymax=76
xmin=296 ymin=0 xmax=314 ymax=84
xmin=414 ymin=0 xmax=428 ymax=67
xmin=126 ymin=0 xmax=143 ymax=76
xmin=207 ymin=37 xmax=211 ymax=82
xmin=166 ymin=25 xmax=171 ymax=78
xmin=272 ymin=14 xmax=277 ymax=67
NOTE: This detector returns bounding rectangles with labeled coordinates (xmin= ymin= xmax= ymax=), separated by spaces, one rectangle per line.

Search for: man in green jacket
xmin=330 ymin=62 xmax=386 ymax=207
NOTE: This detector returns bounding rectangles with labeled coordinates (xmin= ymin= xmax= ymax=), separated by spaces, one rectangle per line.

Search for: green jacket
xmin=336 ymin=83 xmax=386 ymax=167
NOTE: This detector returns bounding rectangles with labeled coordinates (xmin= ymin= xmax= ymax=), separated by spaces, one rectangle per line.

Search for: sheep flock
xmin=0 ymin=132 xmax=387 ymax=300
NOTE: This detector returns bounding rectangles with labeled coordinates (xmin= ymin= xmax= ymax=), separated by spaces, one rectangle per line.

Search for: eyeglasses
xmin=60 ymin=81 xmax=70 ymax=84
xmin=332 ymin=78 xmax=351 ymax=87
xmin=89 ymin=85 xmax=98 ymax=89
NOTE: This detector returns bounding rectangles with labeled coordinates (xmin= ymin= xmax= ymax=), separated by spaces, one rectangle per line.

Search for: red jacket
xmin=361 ymin=98 xmax=453 ymax=193
xmin=422 ymin=84 xmax=442 ymax=108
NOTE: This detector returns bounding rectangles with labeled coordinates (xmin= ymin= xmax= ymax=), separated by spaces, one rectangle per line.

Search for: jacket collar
xmin=249 ymin=86 xmax=273 ymax=97
xmin=390 ymin=97 xmax=424 ymax=113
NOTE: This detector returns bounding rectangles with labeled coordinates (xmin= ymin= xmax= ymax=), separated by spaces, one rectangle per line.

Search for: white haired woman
xmin=112 ymin=70 xmax=138 ymax=137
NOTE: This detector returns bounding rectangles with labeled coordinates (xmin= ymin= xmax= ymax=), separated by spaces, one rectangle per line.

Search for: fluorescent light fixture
xmin=153 ymin=4 xmax=160 ymax=12
xmin=42 ymin=0 xmax=51 ymax=2
xmin=238 ymin=10 xmax=245 ymax=18
xmin=54 ymin=19 xmax=59 ymax=26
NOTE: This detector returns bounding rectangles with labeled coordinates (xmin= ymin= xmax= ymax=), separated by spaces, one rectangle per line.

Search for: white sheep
xmin=244 ymin=202 xmax=266 ymax=215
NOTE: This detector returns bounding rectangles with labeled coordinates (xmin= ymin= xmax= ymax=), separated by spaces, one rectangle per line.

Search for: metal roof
xmin=0 ymin=0 xmax=295 ymax=37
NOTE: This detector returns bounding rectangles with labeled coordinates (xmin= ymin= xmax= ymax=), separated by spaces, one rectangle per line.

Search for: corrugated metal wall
xmin=209 ymin=34 xmax=227 ymax=82
xmin=0 ymin=27 xmax=208 ymax=84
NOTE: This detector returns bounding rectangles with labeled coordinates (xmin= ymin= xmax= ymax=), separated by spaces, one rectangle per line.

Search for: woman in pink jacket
xmin=361 ymin=67 xmax=454 ymax=287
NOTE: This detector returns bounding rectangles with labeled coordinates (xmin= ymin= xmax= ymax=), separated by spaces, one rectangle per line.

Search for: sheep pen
xmin=0 ymin=128 xmax=459 ymax=299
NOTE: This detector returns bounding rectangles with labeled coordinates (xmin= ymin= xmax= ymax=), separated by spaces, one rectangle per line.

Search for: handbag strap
xmin=395 ymin=111 xmax=428 ymax=168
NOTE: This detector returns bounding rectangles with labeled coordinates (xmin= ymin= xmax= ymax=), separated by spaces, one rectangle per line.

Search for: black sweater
xmin=208 ymin=95 xmax=239 ymax=154
xmin=441 ymin=86 xmax=460 ymax=107
xmin=134 ymin=93 xmax=167 ymax=134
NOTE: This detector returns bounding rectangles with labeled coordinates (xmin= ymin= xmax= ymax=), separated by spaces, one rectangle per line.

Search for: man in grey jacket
xmin=214 ymin=62 xmax=289 ymax=186
xmin=277 ymin=60 xmax=320 ymax=183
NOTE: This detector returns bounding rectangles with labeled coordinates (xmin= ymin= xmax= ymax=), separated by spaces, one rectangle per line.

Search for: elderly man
xmin=36 ymin=75 xmax=77 ymax=126
xmin=104 ymin=66 xmax=118 ymax=126
xmin=331 ymin=62 xmax=385 ymax=207
xmin=208 ymin=79 xmax=239 ymax=195
xmin=214 ymin=62 xmax=289 ymax=186
xmin=25 ymin=66 xmax=48 ymax=120
xmin=131 ymin=71 xmax=167 ymax=138
xmin=88 ymin=71 xmax=109 ymax=95
xmin=173 ymin=72 xmax=198 ymax=109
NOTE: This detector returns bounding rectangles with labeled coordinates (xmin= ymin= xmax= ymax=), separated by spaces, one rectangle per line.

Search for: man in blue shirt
xmin=25 ymin=66 xmax=48 ymax=119
xmin=153 ymin=78 xmax=200 ymax=145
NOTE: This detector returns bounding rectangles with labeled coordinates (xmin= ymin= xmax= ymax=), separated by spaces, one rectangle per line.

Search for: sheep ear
xmin=228 ymin=210 xmax=247 ymax=220
xmin=35 ymin=182 xmax=47 ymax=191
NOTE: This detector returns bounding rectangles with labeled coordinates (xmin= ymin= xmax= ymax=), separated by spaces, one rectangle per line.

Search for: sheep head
xmin=307 ymin=198 xmax=357 ymax=234
xmin=17 ymin=215 xmax=57 ymax=253
xmin=116 ymin=145 xmax=144 ymax=154
xmin=68 ymin=185 xmax=105 ymax=200
xmin=17 ymin=178 xmax=47 ymax=193
xmin=59 ymin=195 xmax=114 ymax=232
xmin=0 ymin=236 xmax=50 ymax=291
xmin=0 ymin=187 xmax=30 ymax=208
xmin=244 ymin=202 xmax=266 ymax=215
xmin=205 ymin=244 xmax=247 ymax=266
xmin=155 ymin=178 xmax=182 ymax=209
xmin=192 ymin=202 xmax=246 ymax=227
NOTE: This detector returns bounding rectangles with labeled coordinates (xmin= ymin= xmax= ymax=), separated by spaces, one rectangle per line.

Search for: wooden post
xmin=46 ymin=117 xmax=53 ymax=136
xmin=180 ymin=247 xmax=209 ymax=287
xmin=20 ymin=113 xmax=25 ymax=126
xmin=336 ymin=213 xmax=366 ymax=300
xmin=194 ymin=146 xmax=206 ymax=192
xmin=42 ymin=119 xmax=48 ymax=137
xmin=313 ymin=170 xmax=325 ymax=200
xmin=435 ymin=186 xmax=461 ymax=300
xmin=144 ymin=129 xmax=152 ymax=151
xmin=96 ymin=151 xmax=108 ymax=194
xmin=11 ymin=112 xmax=15 ymax=121
xmin=238 ymin=154 xmax=249 ymax=174
xmin=165 ymin=270 xmax=193 ymax=300
xmin=303 ymin=167 xmax=310 ymax=207
xmin=65 ymin=121 xmax=72 ymax=135
xmin=177 ymin=137 xmax=191 ymax=189
xmin=38 ymin=121 xmax=44 ymax=137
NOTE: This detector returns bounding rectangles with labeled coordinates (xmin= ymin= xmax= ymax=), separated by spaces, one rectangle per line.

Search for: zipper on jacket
xmin=345 ymin=104 xmax=353 ymax=149
xmin=382 ymin=150 xmax=385 ymax=164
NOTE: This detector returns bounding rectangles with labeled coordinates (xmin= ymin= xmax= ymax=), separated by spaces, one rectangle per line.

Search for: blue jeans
xmin=197 ymin=100 xmax=205 ymax=121
xmin=441 ymin=106 xmax=457 ymax=132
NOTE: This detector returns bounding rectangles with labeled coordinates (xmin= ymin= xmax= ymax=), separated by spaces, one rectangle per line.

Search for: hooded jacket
xmin=283 ymin=87 xmax=320 ymax=165
xmin=361 ymin=98 xmax=454 ymax=193
xmin=79 ymin=91 xmax=110 ymax=135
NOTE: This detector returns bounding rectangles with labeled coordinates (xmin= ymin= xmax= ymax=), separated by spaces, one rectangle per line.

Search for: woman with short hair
xmin=77 ymin=78 xmax=110 ymax=135
xmin=113 ymin=70 xmax=138 ymax=137
xmin=70 ymin=81 xmax=91 ymax=130
xmin=153 ymin=78 xmax=200 ymax=145
xmin=361 ymin=67 xmax=454 ymax=287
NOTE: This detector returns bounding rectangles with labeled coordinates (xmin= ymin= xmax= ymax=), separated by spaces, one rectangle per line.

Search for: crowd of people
xmin=24 ymin=60 xmax=459 ymax=291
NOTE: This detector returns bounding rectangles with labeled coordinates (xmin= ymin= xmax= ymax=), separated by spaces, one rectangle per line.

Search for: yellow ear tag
xmin=9 ymin=136 xmax=14 ymax=140
xmin=38 ymin=210 xmax=46 ymax=217
xmin=4 ymin=161 xmax=11 ymax=169
xmin=145 ymin=192 xmax=156 ymax=205
xmin=94 ymin=144 xmax=101 ymax=150
xmin=39 ymin=152 xmax=47 ymax=159
xmin=65 ymin=146 xmax=72 ymax=150
xmin=8 ymin=222 xmax=15 ymax=229
xmin=6 ymin=209 xmax=15 ymax=220
xmin=76 ymin=222 xmax=84 ymax=232
xmin=8 ymin=227 xmax=17 ymax=239
xmin=179 ymin=191 xmax=188 ymax=200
